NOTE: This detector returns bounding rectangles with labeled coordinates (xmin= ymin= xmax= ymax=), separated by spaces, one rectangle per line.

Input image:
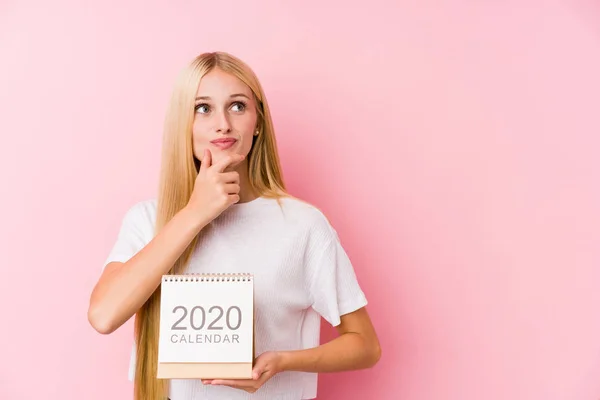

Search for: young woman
xmin=88 ymin=51 xmax=381 ymax=400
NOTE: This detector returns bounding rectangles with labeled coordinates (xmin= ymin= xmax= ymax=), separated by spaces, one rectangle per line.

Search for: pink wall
xmin=2 ymin=1 xmax=600 ymax=399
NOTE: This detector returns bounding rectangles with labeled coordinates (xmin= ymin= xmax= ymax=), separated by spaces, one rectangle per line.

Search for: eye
xmin=195 ymin=103 xmax=210 ymax=114
xmin=230 ymin=101 xmax=246 ymax=112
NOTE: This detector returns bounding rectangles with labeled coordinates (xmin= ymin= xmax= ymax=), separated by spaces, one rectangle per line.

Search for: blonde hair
xmin=133 ymin=51 xmax=288 ymax=400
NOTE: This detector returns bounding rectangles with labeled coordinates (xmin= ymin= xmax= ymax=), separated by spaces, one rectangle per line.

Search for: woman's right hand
xmin=89 ymin=148 xmax=244 ymax=334
xmin=187 ymin=148 xmax=245 ymax=224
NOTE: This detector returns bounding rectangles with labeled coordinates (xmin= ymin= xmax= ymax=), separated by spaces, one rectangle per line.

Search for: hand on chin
xmin=205 ymin=147 xmax=244 ymax=171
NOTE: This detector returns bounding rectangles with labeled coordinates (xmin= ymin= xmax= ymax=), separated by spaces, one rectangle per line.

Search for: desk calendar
xmin=157 ymin=273 xmax=254 ymax=379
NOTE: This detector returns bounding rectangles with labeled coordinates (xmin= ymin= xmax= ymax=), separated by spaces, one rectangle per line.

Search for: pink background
xmin=2 ymin=1 xmax=600 ymax=399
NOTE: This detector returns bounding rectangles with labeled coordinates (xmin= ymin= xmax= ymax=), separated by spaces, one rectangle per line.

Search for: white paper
xmin=158 ymin=274 xmax=254 ymax=363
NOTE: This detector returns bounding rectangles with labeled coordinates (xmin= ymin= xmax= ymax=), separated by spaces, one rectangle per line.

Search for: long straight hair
xmin=133 ymin=51 xmax=287 ymax=400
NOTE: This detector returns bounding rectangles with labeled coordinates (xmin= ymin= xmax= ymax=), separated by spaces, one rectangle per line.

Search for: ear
xmin=254 ymin=120 xmax=263 ymax=136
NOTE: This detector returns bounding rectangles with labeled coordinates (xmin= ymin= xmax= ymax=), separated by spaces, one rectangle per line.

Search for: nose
xmin=215 ymin=109 xmax=232 ymax=134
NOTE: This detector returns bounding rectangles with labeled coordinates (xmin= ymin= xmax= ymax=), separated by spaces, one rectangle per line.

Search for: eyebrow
xmin=195 ymin=93 xmax=250 ymax=101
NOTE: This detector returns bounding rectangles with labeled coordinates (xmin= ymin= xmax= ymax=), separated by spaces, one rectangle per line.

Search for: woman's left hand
xmin=201 ymin=351 xmax=284 ymax=393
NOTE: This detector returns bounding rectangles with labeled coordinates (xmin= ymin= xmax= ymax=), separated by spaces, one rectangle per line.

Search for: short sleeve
xmin=102 ymin=200 xmax=157 ymax=271
xmin=307 ymin=227 xmax=368 ymax=327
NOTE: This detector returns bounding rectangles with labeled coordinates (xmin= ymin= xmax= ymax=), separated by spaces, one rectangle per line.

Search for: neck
xmin=235 ymin=160 xmax=259 ymax=203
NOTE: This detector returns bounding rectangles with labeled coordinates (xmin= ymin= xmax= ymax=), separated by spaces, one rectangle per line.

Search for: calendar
xmin=157 ymin=273 xmax=254 ymax=379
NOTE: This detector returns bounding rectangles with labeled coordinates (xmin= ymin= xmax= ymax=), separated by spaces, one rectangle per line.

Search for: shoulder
xmin=118 ymin=198 xmax=157 ymax=232
xmin=123 ymin=198 xmax=157 ymax=218
xmin=278 ymin=196 xmax=330 ymax=222
xmin=278 ymin=195 xmax=338 ymax=241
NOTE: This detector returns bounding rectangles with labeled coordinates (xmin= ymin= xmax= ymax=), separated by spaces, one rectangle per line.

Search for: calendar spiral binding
xmin=162 ymin=273 xmax=253 ymax=283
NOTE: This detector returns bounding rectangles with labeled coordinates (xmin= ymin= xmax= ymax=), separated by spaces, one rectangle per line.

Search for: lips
xmin=210 ymin=138 xmax=237 ymax=150
xmin=211 ymin=138 xmax=237 ymax=144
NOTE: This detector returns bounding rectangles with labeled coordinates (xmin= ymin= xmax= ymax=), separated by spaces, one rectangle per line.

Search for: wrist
xmin=276 ymin=350 xmax=294 ymax=373
xmin=180 ymin=204 xmax=210 ymax=232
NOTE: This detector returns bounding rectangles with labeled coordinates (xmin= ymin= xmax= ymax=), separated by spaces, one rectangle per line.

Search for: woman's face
xmin=192 ymin=68 xmax=258 ymax=167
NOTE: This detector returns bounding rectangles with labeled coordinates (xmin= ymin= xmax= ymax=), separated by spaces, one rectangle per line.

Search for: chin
xmin=213 ymin=147 xmax=240 ymax=157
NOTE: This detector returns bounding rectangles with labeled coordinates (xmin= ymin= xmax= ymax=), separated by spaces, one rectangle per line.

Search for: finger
xmin=256 ymin=370 xmax=270 ymax=384
xmin=210 ymin=379 xmax=251 ymax=387
xmin=223 ymin=183 xmax=240 ymax=195
xmin=212 ymin=153 xmax=245 ymax=173
xmin=251 ymin=360 xmax=270 ymax=380
xmin=199 ymin=149 xmax=212 ymax=173
xmin=219 ymin=171 xmax=240 ymax=184
xmin=223 ymin=153 xmax=246 ymax=172
xmin=251 ymin=365 xmax=262 ymax=380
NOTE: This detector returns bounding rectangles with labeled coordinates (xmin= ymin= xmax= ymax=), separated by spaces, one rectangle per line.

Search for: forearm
xmin=88 ymin=205 xmax=207 ymax=334
xmin=279 ymin=331 xmax=380 ymax=373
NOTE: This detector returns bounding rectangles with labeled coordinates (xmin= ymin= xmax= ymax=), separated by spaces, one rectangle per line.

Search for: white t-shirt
xmin=103 ymin=195 xmax=368 ymax=400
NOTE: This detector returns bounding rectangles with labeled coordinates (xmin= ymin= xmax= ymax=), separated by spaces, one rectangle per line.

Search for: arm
xmin=279 ymin=307 xmax=381 ymax=372
xmin=87 ymin=205 xmax=207 ymax=335
xmin=279 ymin=229 xmax=381 ymax=372
xmin=204 ymin=307 xmax=381 ymax=393
xmin=87 ymin=151 xmax=244 ymax=335
xmin=203 ymin=205 xmax=378 ymax=393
